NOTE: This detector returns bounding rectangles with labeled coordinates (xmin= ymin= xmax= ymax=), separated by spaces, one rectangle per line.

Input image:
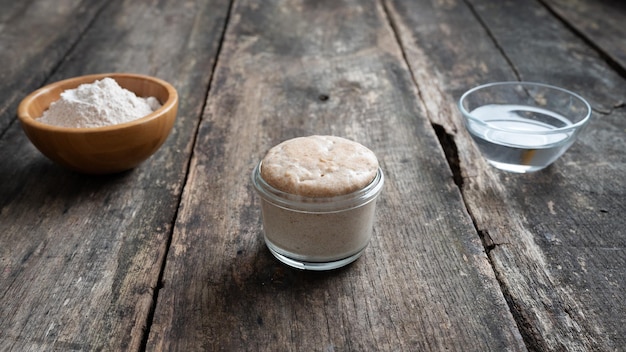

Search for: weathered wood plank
xmin=0 ymin=0 xmax=109 ymax=134
xmin=542 ymin=0 xmax=626 ymax=77
xmin=386 ymin=0 xmax=626 ymax=350
xmin=0 ymin=0 xmax=229 ymax=350
xmin=148 ymin=0 xmax=525 ymax=350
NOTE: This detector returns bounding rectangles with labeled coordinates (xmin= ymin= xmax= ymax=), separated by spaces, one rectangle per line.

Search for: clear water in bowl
xmin=466 ymin=104 xmax=575 ymax=173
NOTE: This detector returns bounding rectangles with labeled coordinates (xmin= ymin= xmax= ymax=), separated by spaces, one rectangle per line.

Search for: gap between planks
xmin=378 ymin=0 xmax=533 ymax=350
xmin=137 ymin=1 xmax=237 ymax=351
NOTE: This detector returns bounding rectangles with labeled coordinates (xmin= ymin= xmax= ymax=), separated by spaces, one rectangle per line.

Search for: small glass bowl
xmin=458 ymin=82 xmax=591 ymax=173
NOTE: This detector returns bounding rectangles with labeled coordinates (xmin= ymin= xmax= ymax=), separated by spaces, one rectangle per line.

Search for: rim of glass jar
xmin=458 ymin=81 xmax=592 ymax=134
xmin=251 ymin=162 xmax=384 ymax=213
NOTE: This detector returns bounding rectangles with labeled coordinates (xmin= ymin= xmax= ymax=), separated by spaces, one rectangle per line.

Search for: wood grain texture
xmin=0 ymin=0 xmax=229 ymax=350
xmin=543 ymin=0 xmax=626 ymax=77
xmin=0 ymin=0 xmax=109 ymax=134
xmin=3 ymin=0 xmax=623 ymax=350
xmin=147 ymin=0 xmax=525 ymax=350
xmin=386 ymin=0 xmax=626 ymax=350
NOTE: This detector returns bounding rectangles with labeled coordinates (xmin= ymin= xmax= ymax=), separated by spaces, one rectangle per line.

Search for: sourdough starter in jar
xmin=252 ymin=135 xmax=384 ymax=270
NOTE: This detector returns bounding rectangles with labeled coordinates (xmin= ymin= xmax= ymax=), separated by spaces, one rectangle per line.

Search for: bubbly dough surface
xmin=260 ymin=135 xmax=379 ymax=197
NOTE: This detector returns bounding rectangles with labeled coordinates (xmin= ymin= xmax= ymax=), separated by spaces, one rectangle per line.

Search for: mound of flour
xmin=39 ymin=77 xmax=161 ymax=128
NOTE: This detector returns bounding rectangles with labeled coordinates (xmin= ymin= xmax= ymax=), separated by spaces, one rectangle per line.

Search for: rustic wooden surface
xmin=544 ymin=0 xmax=626 ymax=75
xmin=0 ymin=0 xmax=624 ymax=351
xmin=0 ymin=0 xmax=229 ymax=350
xmin=386 ymin=0 xmax=626 ymax=350
xmin=146 ymin=0 xmax=523 ymax=350
xmin=0 ymin=0 xmax=109 ymax=133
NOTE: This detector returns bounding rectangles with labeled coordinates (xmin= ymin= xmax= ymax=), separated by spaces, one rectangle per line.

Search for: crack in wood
xmin=478 ymin=229 xmax=496 ymax=254
xmin=431 ymin=123 xmax=463 ymax=189
xmin=138 ymin=0 xmax=237 ymax=350
xmin=463 ymin=0 xmax=522 ymax=81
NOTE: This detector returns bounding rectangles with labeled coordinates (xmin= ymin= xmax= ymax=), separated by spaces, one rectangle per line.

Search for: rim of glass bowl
xmin=458 ymin=81 xmax=592 ymax=134
xmin=252 ymin=162 xmax=384 ymax=213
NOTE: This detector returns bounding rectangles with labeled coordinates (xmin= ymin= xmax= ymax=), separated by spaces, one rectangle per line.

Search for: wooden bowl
xmin=17 ymin=73 xmax=178 ymax=174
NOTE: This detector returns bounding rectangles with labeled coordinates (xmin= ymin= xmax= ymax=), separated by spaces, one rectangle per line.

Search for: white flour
xmin=39 ymin=77 xmax=161 ymax=128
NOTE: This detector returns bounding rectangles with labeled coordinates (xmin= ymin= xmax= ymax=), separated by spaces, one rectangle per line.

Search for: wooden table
xmin=1 ymin=0 xmax=624 ymax=350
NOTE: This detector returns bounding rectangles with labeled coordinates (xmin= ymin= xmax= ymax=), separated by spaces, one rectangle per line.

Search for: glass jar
xmin=252 ymin=163 xmax=384 ymax=271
